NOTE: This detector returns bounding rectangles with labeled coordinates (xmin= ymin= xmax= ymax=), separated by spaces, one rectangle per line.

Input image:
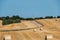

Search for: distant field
xmin=0 ymin=18 xmax=60 ymax=40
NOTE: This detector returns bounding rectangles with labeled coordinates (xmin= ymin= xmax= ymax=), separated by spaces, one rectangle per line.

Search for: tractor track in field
xmin=0 ymin=27 xmax=38 ymax=32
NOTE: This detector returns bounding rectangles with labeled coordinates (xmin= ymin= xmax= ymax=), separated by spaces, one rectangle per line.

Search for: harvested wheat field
xmin=0 ymin=18 xmax=60 ymax=40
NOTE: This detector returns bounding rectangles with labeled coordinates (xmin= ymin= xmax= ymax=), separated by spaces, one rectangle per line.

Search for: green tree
xmin=57 ymin=16 xmax=60 ymax=18
xmin=25 ymin=18 xmax=34 ymax=20
xmin=40 ymin=17 xmax=44 ymax=19
xmin=45 ymin=16 xmax=53 ymax=19
xmin=6 ymin=16 xmax=10 ymax=19
xmin=0 ymin=17 xmax=2 ymax=20
xmin=1 ymin=17 xmax=6 ymax=20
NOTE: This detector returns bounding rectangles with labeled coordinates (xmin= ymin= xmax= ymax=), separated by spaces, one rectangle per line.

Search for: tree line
xmin=0 ymin=15 xmax=60 ymax=25
xmin=0 ymin=16 xmax=20 ymax=25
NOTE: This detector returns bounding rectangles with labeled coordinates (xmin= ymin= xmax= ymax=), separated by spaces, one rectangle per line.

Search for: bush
xmin=2 ymin=19 xmax=7 ymax=25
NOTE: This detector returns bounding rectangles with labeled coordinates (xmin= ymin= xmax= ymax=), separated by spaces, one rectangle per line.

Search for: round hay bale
xmin=45 ymin=34 xmax=53 ymax=40
xmin=4 ymin=35 xmax=11 ymax=40
xmin=33 ymin=29 xmax=37 ymax=32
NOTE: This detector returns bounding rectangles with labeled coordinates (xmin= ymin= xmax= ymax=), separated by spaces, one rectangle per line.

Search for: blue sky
xmin=0 ymin=0 xmax=60 ymax=18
